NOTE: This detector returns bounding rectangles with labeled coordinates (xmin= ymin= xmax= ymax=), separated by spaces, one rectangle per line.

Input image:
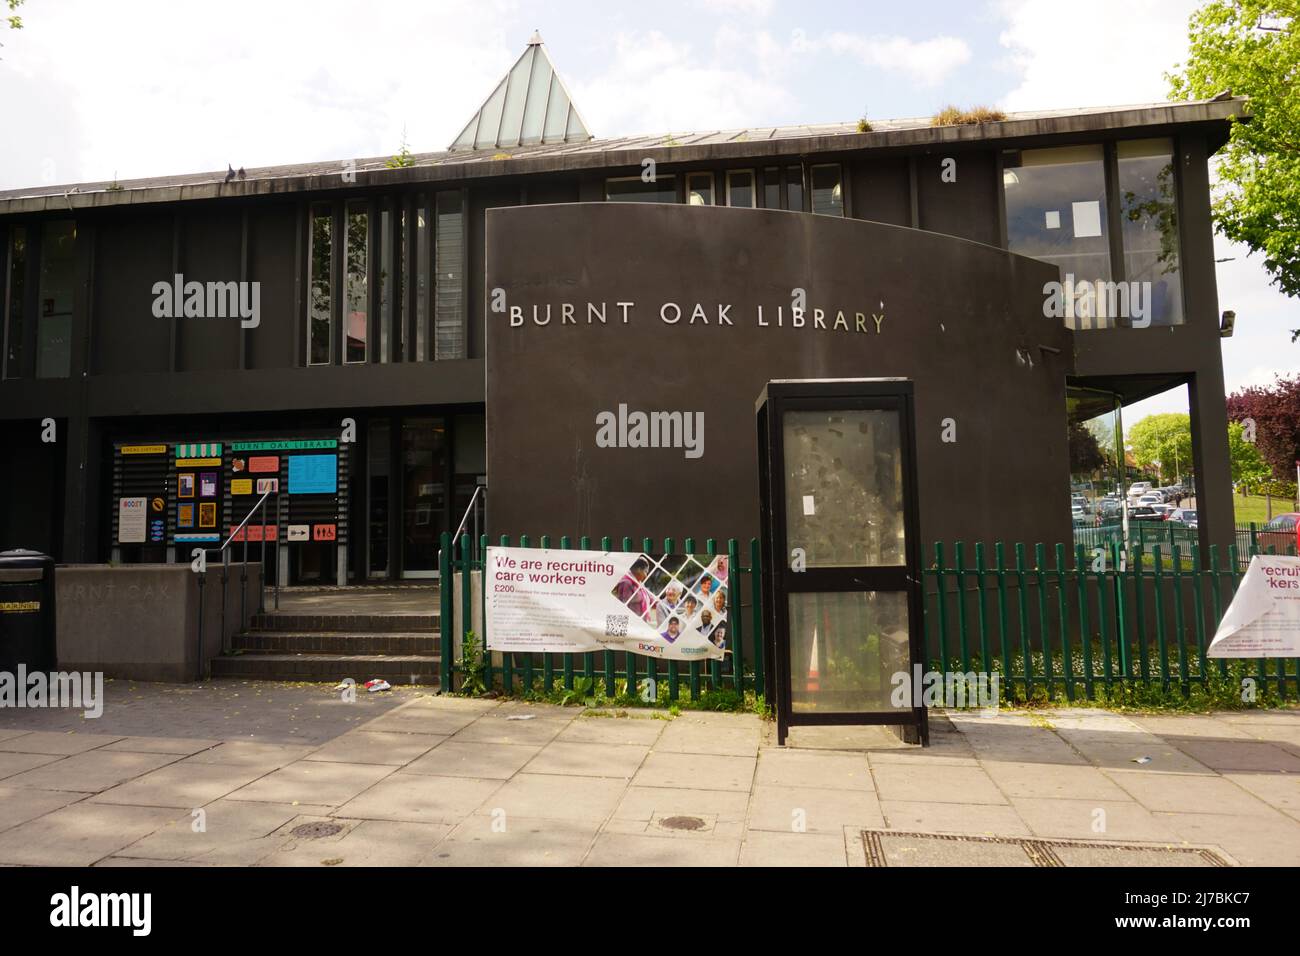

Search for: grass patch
xmin=931 ymin=105 xmax=1007 ymax=127
xmin=468 ymin=675 xmax=770 ymax=718
xmin=1234 ymin=493 xmax=1296 ymax=524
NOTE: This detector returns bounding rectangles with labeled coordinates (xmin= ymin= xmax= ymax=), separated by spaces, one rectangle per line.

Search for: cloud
xmin=816 ymin=31 xmax=972 ymax=87
xmin=996 ymin=0 xmax=1199 ymax=111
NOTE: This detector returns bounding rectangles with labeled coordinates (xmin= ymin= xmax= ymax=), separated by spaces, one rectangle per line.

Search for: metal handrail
xmin=450 ymin=484 xmax=485 ymax=564
xmin=194 ymin=489 xmax=281 ymax=680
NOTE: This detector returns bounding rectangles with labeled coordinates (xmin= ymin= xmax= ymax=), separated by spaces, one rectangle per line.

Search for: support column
xmin=1189 ymin=369 xmax=1235 ymax=554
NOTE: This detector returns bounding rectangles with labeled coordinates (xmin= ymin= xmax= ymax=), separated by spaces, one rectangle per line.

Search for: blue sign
xmin=288 ymin=454 xmax=337 ymax=495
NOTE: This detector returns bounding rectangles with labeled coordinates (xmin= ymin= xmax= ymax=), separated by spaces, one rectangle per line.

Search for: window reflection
xmin=308 ymin=206 xmax=332 ymax=365
xmin=345 ymin=203 xmax=368 ymax=364
xmin=1118 ymin=139 xmax=1183 ymax=326
xmin=727 ymin=170 xmax=755 ymax=208
xmin=1003 ymin=145 xmax=1112 ymax=330
xmin=606 ymin=176 xmax=677 ymax=203
xmin=687 ymin=172 xmax=713 ymax=206
xmin=36 ymin=221 xmax=74 ymax=378
xmin=4 ymin=226 xmax=26 ymax=379
xmin=810 ymin=164 xmax=844 ymax=216
xmin=434 ymin=191 xmax=465 ymax=360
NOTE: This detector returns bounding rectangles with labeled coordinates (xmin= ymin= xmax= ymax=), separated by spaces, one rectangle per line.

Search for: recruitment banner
xmin=1208 ymin=555 xmax=1300 ymax=658
xmin=485 ymin=547 xmax=729 ymax=661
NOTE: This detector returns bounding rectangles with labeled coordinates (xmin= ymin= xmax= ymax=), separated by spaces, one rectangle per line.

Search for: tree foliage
xmin=1226 ymin=373 xmax=1300 ymax=478
xmin=1068 ymin=420 xmax=1106 ymax=475
xmin=1228 ymin=420 xmax=1272 ymax=483
xmin=1168 ymin=2 xmax=1300 ymax=309
xmin=1128 ymin=413 xmax=1194 ymax=483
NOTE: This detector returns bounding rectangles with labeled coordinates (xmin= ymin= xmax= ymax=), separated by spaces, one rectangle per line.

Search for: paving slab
xmin=981 ymin=761 xmax=1131 ymax=801
xmin=405 ymin=740 xmax=541 ymax=779
xmin=583 ymin=831 xmax=740 ymax=866
xmin=0 ymin=751 xmax=62 ymax=781
xmin=871 ymin=830 xmax=1035 ymax=867
xmin=0 ymin=803 xmax=184 ymax=866
xmin=0 ymin=786 xmax=91 ymax=833
xmin=334 ymin=771 xmax=504 ymax=824
xmin=3 ymin=750 xmax=181 ymax=792
xmin=301 ymin=731 xmax=445 ymax=766
xmin=424 ymin=814 xmax=599 ymax=866
xmin=753 ymin=749 xmax=871 ymax=790
xmin=739 ymin=829 xmax=848 ymax=866
xmin=226 ymin=760 xmax=395 ymax=806
xmin=783 ymin=724 xmax=907 ymax=751
xmin=748 ymin=784 xmax=884 ymax=833
xmin=113 ymin=800 xmax=306 ymax=862
xmin=358 ymin=707 xmax=483 ymax=737
xmin=1103 ymin=769 xmax=1280 ymax=816
xmin=1153 ymin=811 xmax=1300 ymax=866
xmin=609 ymin=785 xmax=750 ymax=841
xmin=1168 ymin=739 xmax=1300 ymax=773
xmin=183 ymin=741 xmax=315 ymax=768
xmin=523 ymin=741 xmax=650 ymax=778
xmin=1010 ymin=797 xmax=1181 ymax=842
xmin=451 ymin=713 xmax=574 ymax=746
xmin=880 ymin=800 xmax=1030 ymax=836
xmin=100 ymin=736 xmax=224 ymax=755
xmin=92 ymin=761 xmax=273 ymax=808
xmin=633 ymin=752 xmax=756 ymax=792
xmin=1129 ymin=715 xmax=1255 ymax=739
xmin=263 ymin=819 xmax=453 ymax=867
xmin=655 ymin=718 xmax=760 ymax=757
xmin=0 ymin=731 xmax=122 ymax=755
xmin=1221 ymin=771 xmax=1300 ymax=813
xmin=486 ymin=772 xmax=627 ymax=822
xmin=872 ymin=763 xmax=1006 ymax=805
xmin=555 ymin=715 xmax=666 ymax=746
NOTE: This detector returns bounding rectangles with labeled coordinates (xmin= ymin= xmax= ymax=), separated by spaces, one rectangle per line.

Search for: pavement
xmin=1 ymin=683 xmax=1299 ymax=867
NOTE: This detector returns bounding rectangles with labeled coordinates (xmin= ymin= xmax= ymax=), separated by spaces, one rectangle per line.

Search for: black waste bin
xmin=0 ymin=550 xmax=57 ymax=673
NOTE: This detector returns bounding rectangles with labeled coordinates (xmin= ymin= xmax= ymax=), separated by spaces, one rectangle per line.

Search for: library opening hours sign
xmin=1209 ymin=555 xmax=1300 ymax=658
xmin=485 ymin=547 xmax=728 ymax=662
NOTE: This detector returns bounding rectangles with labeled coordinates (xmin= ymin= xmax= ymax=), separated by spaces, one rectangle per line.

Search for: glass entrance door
xmin=400 ymin=416 xmax=447 ymax=578
xmin=758 ymin=382 xmax=925 ymax=745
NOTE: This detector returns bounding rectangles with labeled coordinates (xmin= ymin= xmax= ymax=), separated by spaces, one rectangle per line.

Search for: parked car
xmin=1168 ymin=507 xmax=1199 ymax=528
xmin=1151 ymin=504 xmax=1175 ymax=520
xmin=1127 ymin=481 xmax=1153 ymax=499
xmin=1128 ymin=506 xmax=1163 ymax=522
xmin=1256 ymin=513 xmax=1300 ymax=555
xmin=1137 ymin=493 xmax=1163 ymax=508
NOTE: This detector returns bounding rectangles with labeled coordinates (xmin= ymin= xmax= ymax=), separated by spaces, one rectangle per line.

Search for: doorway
xmin=757 ymin=380 xmax=927 ymax=745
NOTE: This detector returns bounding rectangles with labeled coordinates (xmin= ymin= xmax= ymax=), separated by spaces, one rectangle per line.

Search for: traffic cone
xmin=806 ymin=627 xmax=820 ymax=693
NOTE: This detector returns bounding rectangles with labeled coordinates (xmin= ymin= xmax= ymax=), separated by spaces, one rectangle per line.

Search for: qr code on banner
xmin=605 ymin=614 xmax=628 ymax=638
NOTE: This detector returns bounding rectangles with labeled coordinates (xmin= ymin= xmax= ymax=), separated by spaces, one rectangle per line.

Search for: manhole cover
xmin=659 ymin=815 xmax=707 ymax=831
xmin=290 ymin=822 xmax=345 ymax=839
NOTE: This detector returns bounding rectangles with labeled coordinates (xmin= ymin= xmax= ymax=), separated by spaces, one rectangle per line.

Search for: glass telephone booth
xmin=756 ymin=379 xmax=928 ymax=745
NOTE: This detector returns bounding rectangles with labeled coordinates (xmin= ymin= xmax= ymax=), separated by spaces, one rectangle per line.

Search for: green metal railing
xmin=926 ymin=538 xmax=1299 ymax=701
xmin=438 ymin=532 xmax=765 ymax=702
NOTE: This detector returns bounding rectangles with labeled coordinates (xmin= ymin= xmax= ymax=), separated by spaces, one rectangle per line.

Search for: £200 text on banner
xmin=485 ymin=548 xmax=730 ymax=662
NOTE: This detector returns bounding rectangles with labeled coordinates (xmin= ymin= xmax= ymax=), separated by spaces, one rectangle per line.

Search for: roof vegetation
xmin=930 ymin=105 xmax=1008 ymax=127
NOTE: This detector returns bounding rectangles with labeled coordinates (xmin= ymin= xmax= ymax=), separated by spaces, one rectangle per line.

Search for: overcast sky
xmin=1 ymin=0 xmax=1294 ymax=428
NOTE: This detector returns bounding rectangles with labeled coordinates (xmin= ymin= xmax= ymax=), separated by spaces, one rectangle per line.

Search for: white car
xmin=1127 ymin=481 xmax=1153 ymax=499
xmin=1137 ymin=493 xmax=1163 ymax=507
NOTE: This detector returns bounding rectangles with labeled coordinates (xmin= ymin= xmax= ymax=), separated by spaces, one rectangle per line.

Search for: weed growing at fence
xmin=484 ymin=676 xmax=771 ymax=717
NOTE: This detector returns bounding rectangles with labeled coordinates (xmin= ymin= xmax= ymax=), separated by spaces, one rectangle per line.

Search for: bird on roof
xmin=224 ymin=164 xmax=235 ymax=183
xmin=237 ymin=167 xmax=246 ymax=180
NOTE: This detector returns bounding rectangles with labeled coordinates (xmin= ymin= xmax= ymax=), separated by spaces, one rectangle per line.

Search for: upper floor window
xmin=727 ymin=170 xmax=755 ymax=208
xmin=687 ymin=172 xmax=714 ymax=206
xmin=307 ymin=205 xmax=333 ymax=365
xmin=810 ymin=165 xmax=844 ymax=216
xmin=1117 ymin=139 xmax=1182 ymax=327
xmin=345 ymin=202 xmax=369 ymax=364
xmin=3 ymin=219 xmax=74 ymax=380
xmin=1003 ymin=141 xmax=1183 ymax=330
xmin=606 ymin=176 xmax=677 ymax=203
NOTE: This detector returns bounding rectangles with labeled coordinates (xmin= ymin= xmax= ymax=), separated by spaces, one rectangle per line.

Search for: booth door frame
xmin=757 ymin=379 xmax=927 ymax=746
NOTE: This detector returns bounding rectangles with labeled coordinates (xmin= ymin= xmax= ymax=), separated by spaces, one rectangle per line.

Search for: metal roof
xmin=0 ymin=97 xmax=1245 ymax=214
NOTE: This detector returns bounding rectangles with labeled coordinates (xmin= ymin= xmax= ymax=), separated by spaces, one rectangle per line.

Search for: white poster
xmin=1208 ymin=555 xmax=1300 ymax=658
xmin=486 ymin=547 xmax=728 ymax=662
xmin=117 ymin=496 xmax=148 ymax=544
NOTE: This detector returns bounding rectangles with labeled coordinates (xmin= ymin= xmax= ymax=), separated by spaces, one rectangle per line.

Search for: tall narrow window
xmin=1118 ymin=139 xmax=1183 ymax=327
xmin=345 ymin=202 xmax=369 ymax=363
xmin=398 ymin=206 xmax=407 ymax=359
xmin=4 ymin=225 xmax=26 ymax=379
xmin=785 ymin=166 xmax=804 ymax=211
xmin=307 ymin=206 xmax=333 ymax=365
xmin=36 ymin=220 xmax=74 ymax=378
xmin=378 ymin=203 xmax=392 ymax=363
xmin=810 ymin=165 xmax=844 ymax=216
xmin=686 ymin=172 xmax=713 ymax=206
xmin=434 ymin=191 xmax=465 ymax=360
xmin=763 ymin=167 xmax=780 ymax=209
xmin=606 ymin=176 xmax=677 ymax=203
xmin=415 ymin=196 xmax=429 ymax=361
xmin=1003 ymin=145 xmax=1112 ymax=330
xmin=727 ymin=170 xmax=755 ymax=208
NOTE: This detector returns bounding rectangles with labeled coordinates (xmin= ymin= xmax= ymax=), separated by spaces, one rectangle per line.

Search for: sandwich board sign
xmin=1208 ymin=555 xmax=1300 ymax=658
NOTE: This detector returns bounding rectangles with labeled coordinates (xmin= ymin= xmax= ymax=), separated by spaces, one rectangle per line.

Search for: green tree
xmin=5 ymin=0 xmax=22 ymax=30
xmin=1168 ymin=3 xmax=1300 ymax=323
xmin=1228 ymin=420 xmax=1271 ymax=484
xmin=1128 ymin=413 xmax=1194 ymax=484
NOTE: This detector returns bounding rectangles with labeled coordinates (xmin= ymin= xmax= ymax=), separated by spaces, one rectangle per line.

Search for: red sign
xmin=249 ymin=456 xmax=280 ymax=473
xmin=312 ymin=524 xmax=337 ymax=541
xmin=229 ymin=524 xmax=278 ymax=543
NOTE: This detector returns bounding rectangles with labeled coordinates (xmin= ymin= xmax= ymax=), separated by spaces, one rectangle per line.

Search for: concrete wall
xmin=56 ymin=562 xmax=263 ymax=681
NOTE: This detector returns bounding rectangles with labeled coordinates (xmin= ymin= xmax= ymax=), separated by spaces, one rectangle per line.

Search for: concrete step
xmin=232 ymin=631 xmax=438 ymax=655
xmin=248 ymin=612 xmax=437 ymax=633
xmin=210 ymin=653 xmax=439 ymax=683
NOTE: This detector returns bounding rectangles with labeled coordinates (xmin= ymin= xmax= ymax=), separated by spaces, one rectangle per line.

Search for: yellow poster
xmin=121 ymin=444 xmax=166 ymax=455
xmin=231 ymin=479 xmax=253 ymax=495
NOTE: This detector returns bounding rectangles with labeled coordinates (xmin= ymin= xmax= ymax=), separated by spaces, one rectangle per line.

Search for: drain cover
xmin=659 ymin=815 xmax=708 ymax=831
xmin=861 ymin=830 xmax=1230 ymax=867
xmin=290 ymin=821 xmax=345 ymax=839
